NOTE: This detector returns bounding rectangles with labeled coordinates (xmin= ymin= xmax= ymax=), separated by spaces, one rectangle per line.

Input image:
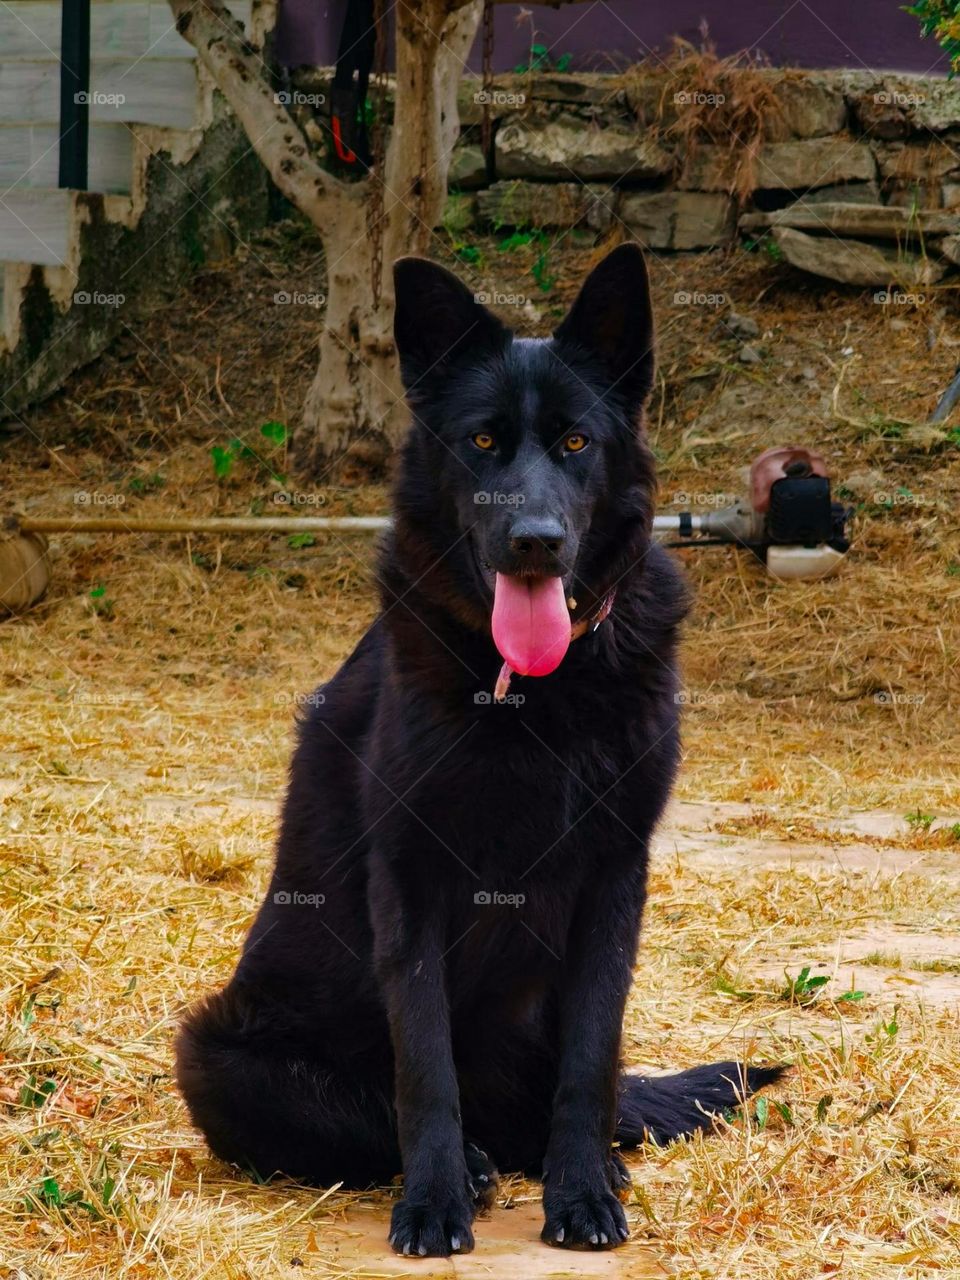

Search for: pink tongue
xmin=491 ymin=574 xmax=571 ymax=677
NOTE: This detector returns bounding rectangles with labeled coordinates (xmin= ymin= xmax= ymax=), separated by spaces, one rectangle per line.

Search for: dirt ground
xmin=1 ymin=223 xmax=959 ymax=1279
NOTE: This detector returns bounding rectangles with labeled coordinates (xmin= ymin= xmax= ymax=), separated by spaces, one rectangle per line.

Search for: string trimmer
xmin=1 ymin=445 xmax=851 ymax=612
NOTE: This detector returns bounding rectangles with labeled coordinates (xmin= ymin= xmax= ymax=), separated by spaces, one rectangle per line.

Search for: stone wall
xmin=443 ymin=69 xmax=960 ymax=285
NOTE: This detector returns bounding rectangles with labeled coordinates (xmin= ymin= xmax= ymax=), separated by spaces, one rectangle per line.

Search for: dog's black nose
xmin=509 ymin=517 xmax=566 ymax=569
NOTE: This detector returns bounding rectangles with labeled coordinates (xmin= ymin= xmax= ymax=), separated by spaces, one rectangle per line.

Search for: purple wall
xmin=277 ymin=1 xmax=950 ymax=75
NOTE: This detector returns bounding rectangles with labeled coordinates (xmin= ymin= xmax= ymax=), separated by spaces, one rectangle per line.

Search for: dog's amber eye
xmin=472 ymin=432 xmax=496 ymax=451
xmin=564 ymin=433 xmax=588 ymax=453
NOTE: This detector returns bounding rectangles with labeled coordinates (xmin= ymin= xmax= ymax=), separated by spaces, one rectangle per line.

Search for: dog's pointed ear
xmin=552 ymin=243 xmax=655 ymax=411
xmin=393 ymin=258 xmax=509 ymax=393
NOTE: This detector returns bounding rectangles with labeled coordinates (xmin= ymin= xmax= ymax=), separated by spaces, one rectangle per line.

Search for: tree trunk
xmin=297 ymin=0 xmax=482 ymax=479
xmin=169 ymin=0 xmax=482 ymax=478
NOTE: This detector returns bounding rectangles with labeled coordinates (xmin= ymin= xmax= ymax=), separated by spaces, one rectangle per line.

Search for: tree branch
xmin=168 ymin=0 xmax=345 ymax=221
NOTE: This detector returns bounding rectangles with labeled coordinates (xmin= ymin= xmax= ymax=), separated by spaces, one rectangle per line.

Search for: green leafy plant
xmin=260 ymin=420 xmax=287 ymax=447
xmin=89 ymin=584 xmax=114 ymax=618
xmin=514 ymin=41 xmax=572 ymax=74
xmin=853 ymin=413 xmax=906 ymax=441
xmin=532 ymin=244 xmax=557 ymax=292
xmin=27 ymin=1177 xmax=83 ymax=1212
xmin=453 ymin=243 xmax=482 ymax=265
xmin=498 ymin=230 xmax=537 ymax=251
xmin=742 ymin=232 xmax=784 ymax=262
xmin=287 ymin=533 xmax=316 ymax=550
xmin=836 ymin=987 xmax=867 ymax=1004
xmin=20 ymin=1074 xmax=56 ymax=1109
xmin=778 ymin=966 xmax=865 ymax=1006
xmin=442 ymin=193 xmax=484 ymax=268
xmin=774 ymin=1100 xmax=794 ymax=1126
xmin=865 ymin=1010 xmax=901 ymax=1056
xmin=875 ymin=485 xmax=917 ymax=511
xmin=514 ymin=4 xmax=576 ymax=74
xmin=780 ymin=965 xmax=831 ymax=1004
xmin=25 ymin=1172 xmax=119 ymax=1221
xmin=497 ymin=229 xmax=557 ymax=294
xmin=906 ymin=807 xmax=936 ymax=831
xmin=210 ymin=443 xmax=237 ymax=479
xmin=126 ymin=472 xmax=165 ymax=494
xmin=906 ymin=0 xmax=960 ymax=73
xmin=211 ymin=422 xmax=288 ymax=483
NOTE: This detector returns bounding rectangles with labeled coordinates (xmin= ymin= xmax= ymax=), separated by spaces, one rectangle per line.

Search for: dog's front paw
xmin=542 ymin=1186 xmax=630 ymax=1250
xmin=389 ymin=1197 xmax=475 ymax=1257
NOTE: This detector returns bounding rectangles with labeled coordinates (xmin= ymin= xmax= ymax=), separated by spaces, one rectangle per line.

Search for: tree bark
xmin=169 ymin=0 xmax=482 ymax=480
xmin=167 ymin=0 xmax=339 ymax=218
xmin=298 ymin=0 xmax=482 ymax=479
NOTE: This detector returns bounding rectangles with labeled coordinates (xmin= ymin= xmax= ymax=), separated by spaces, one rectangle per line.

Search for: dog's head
xmin=391 ymin=243 xmax=658 ymax=677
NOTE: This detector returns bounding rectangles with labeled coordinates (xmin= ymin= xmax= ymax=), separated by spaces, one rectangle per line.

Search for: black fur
xmin=175 ymin=245 xmax=783 ymax=1256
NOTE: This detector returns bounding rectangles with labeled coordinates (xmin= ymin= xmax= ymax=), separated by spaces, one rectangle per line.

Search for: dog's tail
xmin=615 ymin=1061 xmax=786 ymax=1147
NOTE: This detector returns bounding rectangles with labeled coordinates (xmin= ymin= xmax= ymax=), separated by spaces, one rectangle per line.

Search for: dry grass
xmin=621 ymin=41 xmax=786 ymax=200
xmin=2 ymin=229 xmax=960 ymax=1278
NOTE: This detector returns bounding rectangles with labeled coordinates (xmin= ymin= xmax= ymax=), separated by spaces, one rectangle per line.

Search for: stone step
xmin=0 ymin=122 xmax=133 ymax=194
xmin=771 ymin=224 xmax=946 ymax=288
xmin=0 ymin=58 xmax=201 ymax=128
xmin=0 ymin=187 xmax=73 ymax=266
xmin=0 ymin=0 xmax=251 ymax=60
xmin=740 ymin=200 xmax=960 ymax=238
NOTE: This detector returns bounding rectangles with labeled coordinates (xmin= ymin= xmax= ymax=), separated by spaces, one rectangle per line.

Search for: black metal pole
xmin=58 ymin=0 xmax=91 ymax=189
xmin=930 ymin=365 xmax=960 ymax=424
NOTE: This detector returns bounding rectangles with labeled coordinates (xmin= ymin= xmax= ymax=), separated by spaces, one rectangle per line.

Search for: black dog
xmin=176 ymin=244 xmax=780 ymax=1257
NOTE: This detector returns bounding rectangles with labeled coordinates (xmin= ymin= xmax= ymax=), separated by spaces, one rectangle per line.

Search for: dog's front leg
xmin=542 ymin=867 xmax=643 ymax=1250
xmin=371 ymin=872 xmax=474 ymax=1257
